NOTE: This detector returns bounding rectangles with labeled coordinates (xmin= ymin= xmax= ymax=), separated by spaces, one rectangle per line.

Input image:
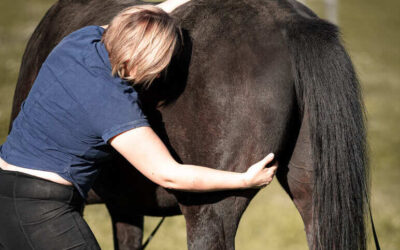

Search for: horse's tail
xmin=284 ymin=19 xmax=369 ymax=249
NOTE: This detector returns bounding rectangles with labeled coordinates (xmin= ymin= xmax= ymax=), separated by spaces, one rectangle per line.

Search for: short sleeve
xmin=85 ymin=82 xmax=150 ymax=143
xmin=98 ymin=98 xmax=150 ymax=143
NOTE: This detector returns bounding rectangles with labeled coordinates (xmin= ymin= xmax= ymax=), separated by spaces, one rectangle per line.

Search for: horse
xmin=9 ymin=0 xmax=369 ymax=249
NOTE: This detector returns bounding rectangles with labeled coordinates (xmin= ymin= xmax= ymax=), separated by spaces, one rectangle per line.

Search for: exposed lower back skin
xmin=0 ymin=157 xmax=73 ymax=185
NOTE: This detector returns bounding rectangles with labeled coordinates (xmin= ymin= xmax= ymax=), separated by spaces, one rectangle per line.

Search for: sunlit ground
xmin=0 ymin=0 xmax=399 ymax=249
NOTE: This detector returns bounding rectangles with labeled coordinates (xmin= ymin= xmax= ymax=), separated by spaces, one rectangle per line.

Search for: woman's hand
xmin=243 ymin=153 xmax=278 ymax=188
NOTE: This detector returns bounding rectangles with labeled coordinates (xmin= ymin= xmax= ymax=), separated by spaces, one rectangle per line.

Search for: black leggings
xmin=0 ymin=168 xmax=100 ymax=250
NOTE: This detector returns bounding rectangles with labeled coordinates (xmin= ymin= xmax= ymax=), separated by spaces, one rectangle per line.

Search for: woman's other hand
xmin=243 ymin=153 xmax=278 ymax=188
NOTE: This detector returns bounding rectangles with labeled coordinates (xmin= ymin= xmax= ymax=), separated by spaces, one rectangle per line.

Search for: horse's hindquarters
xmin=160 ymin=3 xmax=298 ymax=247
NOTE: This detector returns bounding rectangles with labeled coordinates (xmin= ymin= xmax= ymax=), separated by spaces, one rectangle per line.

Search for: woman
xmin=0 ymin=1 xmax=278 ymax=249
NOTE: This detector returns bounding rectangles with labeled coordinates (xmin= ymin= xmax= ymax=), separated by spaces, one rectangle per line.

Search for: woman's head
xmin=101 ymin=5 xmax=183 ymax=88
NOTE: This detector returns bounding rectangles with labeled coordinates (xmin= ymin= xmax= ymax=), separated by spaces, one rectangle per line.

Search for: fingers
xmin=248 ymin=153 xmax=274 ymax=173
xmin=262 ymin=153 xmax=275 ymax=165
xmin=261 ymin=163 xmax=278 ymax=188
xmin=263 ymin=167 xmax=276 ymax=181
xmin=268 ymin=165 xmax=278 ymax=173
xmin=270 ymin=164 xmax=278 ymax=176
xmin=253 ymin=153 xmax=275 ymax=171
xmin=245 ymin=153 xmax=278 ymax=189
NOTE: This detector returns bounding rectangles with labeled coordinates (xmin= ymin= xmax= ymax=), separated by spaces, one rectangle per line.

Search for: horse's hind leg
xmin=276 ymin=110 xmax=314 ymax=249
xmin=107 ymin=205 xmax=144 ymax=250
xmin=179 ymin=192 xmax=257 ymax=250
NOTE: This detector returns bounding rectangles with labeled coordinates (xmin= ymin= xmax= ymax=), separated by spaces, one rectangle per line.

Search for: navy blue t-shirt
xmin=0 ymin=25 xmax=150 ymax=198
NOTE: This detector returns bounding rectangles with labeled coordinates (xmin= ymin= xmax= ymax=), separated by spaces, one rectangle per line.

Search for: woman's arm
xmin=110 ymin=126 xmax=277 ymax=192
xmin=100 ymin=0 xmax=191 ymax=29
xmin=156 ymin=0 xmax=192 ymax=13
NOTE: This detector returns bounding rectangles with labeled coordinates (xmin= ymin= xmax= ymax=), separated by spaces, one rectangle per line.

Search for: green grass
xmin=1 ymin=0 xmax=399 ymax=249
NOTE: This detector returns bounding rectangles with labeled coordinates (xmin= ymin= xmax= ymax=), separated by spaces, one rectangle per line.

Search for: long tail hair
xmin=284 ymin=18 xmax=369 ymax=249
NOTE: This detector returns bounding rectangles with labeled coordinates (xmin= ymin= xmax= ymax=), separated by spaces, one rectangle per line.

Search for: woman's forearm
xmin=110 ymin=127 xmax=277 ymax=192
xmin=158 ymin=153 xmax=276 ymax=191
xmin=160 ymin=163 xmax=248 ymax=192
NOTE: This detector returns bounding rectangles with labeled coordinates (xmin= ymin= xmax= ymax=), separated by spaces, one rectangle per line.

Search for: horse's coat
xmin=10 ymin=0 xmax=369 ymax=249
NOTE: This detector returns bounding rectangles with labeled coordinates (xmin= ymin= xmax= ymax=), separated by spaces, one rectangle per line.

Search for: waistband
xmin=0 ymin=168 xmax=84 ymax=206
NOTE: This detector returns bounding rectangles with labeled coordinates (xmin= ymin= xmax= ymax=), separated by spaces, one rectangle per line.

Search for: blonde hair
xmin=101 ymin=5 xmax=183 ymax=88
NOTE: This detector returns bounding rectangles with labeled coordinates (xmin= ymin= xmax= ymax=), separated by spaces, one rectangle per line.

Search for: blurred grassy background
xmin=0 ymin=0 xmax=399 ymax=249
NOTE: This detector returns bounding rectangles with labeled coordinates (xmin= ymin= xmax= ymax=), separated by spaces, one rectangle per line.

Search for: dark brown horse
xmin=9 ymin=0 xmax=370 ymax=249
